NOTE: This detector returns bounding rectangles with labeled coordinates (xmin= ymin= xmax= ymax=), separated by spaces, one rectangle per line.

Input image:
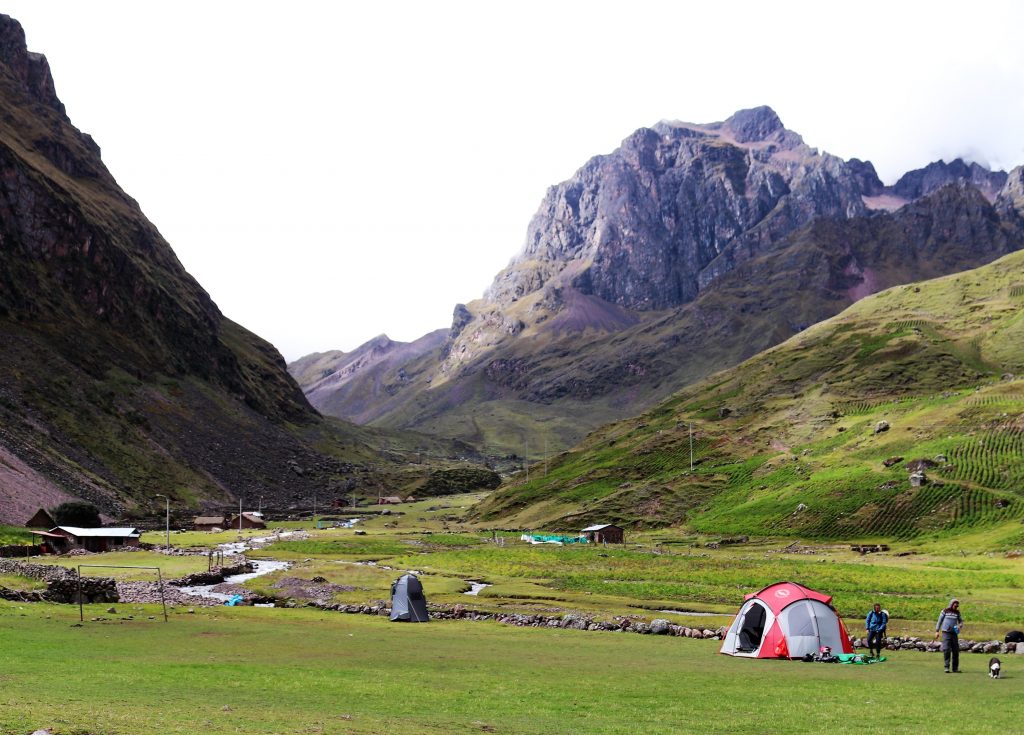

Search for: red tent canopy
xmin=722 ymin=581 xmax=853 ymax=659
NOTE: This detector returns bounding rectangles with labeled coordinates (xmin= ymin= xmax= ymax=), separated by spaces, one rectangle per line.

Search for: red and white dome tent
xmin=720 ymin=581 xmax=854 ymax=659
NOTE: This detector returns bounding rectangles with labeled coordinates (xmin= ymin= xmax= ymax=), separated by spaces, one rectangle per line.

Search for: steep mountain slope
xmin=292 ymin=330 xmax=448 ymax=424
xmin=0 ymin=15 xmax=466 ymax=523
xmin=471 ymin=249 xmax=1024 ymax=541
xmin=294 ymin=106 xmax=1023 ymax=457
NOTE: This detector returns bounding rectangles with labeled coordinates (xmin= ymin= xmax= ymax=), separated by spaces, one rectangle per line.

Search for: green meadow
xmin=6 ymin=493 xmax=1024 ymax=733
xmin=1 ymin=601 xmax=1021 ymax=735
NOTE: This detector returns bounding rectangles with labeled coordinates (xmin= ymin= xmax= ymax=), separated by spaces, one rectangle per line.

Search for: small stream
xmin=176 ymin=530 xmax=305 ymax=602
xmin=179 ymin=559 xmax=291 ymax=602
xmin=175 ymin=520 xmax=498 ymax=607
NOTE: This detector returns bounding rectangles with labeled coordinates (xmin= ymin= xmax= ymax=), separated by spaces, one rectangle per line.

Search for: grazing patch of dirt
xmin=271 ymin=577 xmax=356 ymax=602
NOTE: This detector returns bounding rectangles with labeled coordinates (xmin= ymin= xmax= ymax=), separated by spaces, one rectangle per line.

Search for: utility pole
xmin=155 ymin=494 xmax=170 ymax=548
xmin=689 ymin=423 xmax=694 ymax=472
xmin=544 ymin=437 xmax=548 ymax=478
xmin=313 ymin=492 xmax=318 ymax=528
xmin=525 ymin=438 xmax=529 ymax=482
xmin=239 ymin=498 xmax=243 ymax=533
xmin=258 ymin=496 xmax=263 ymax=515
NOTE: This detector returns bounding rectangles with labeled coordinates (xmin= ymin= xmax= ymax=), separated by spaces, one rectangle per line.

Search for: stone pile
xmin=169 ymin=562 xmax=251 ymax=587
xmin=116 ymin=581 xmax=220 ymax=607
xmin=852 ymin=635 xmax=1019 ymax=655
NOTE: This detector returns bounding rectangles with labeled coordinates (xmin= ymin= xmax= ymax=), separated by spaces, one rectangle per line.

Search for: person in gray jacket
xmin=934 ymin=599 xmax=964 ymax=673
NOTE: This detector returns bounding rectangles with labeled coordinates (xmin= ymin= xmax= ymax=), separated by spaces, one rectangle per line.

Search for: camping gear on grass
xmin=720 ymin=581 xmax=854 ymax=659
xmin=390 ymin=573 xmax=429 ymax=622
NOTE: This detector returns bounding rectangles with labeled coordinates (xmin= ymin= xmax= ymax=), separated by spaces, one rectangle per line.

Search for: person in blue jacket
xmin=865 ymin=602 xmax=888 ymax=659
xmin=934 ymin=599 xmax=964 ymax=673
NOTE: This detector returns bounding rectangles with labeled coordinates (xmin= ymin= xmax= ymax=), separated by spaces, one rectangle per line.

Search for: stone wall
xmin=0 ymin=559 xmax=116 ymax=603
xmin=0 ymin=558 xmax=72 ymax=582
xmin=853 ymin=635 xmax=1023 ymax=656
xmin=0 ymin=586 xmax=45 ymax=601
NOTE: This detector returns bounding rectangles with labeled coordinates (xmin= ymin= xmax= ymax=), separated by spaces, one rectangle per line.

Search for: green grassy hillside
xmin=472 ymin=249 xmax=1024 ymax=539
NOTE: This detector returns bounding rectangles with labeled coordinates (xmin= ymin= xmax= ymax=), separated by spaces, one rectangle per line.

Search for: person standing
xmin=865 ymin=602 xmax=888 ymax=659
xmin=935 ymin=599 xmax=964 ymax=673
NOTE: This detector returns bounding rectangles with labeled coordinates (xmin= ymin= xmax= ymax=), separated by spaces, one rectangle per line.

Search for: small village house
xmin=24 ymin=508 xmax=56 ymax=529
xmin=46 ymin=526 xmax=141 ymax=553
xmin=378 ymin=496 xmax=404 ymax=505
xmin=193 ymin=515 xmax=227 ymax=532
xmin=227 ymin=513 xmax=267 ymax=530
xmin=581 ymin=524 xmax=624 ymax=544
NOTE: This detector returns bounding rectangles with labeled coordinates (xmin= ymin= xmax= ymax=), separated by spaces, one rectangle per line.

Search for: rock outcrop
xmin=485 ymin=106 xmax=867 ymax=313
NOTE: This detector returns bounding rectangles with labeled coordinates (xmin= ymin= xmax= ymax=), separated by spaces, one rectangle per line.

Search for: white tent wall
xmin=777 ymin=599 xmax=845 ymax=658
xmin=720 ymin=599 xmax=776 ymax=657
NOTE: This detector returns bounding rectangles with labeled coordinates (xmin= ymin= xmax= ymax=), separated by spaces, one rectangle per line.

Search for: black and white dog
xmin=989 ymin=657 xmax=1002 ymax=679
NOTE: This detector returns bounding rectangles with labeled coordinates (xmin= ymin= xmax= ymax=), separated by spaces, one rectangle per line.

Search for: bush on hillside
xmin=50 ymin=502 xmax=101 ymax=527
xmin=419 ymin=467 xmax=502 ymax=497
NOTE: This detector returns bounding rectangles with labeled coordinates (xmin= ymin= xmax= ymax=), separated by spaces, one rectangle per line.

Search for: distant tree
xmin=50 ymin=501 xmax=102 ymax=527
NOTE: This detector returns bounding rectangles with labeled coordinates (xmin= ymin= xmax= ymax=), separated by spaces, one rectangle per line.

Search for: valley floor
xmin=3 ymin=494 xmax=1024 ymax=733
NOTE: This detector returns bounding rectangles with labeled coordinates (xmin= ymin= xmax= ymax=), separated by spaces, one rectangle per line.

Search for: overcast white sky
xmin=5 ymin=1 xmax=1024 ymax=360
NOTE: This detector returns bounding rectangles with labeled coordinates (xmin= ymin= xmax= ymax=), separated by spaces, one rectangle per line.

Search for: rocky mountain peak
xmin=481 ymin=107 xmax=865 ymax=320
xmin=892 ymin=158 xmax=1007 ymax=201
xmin=845 ymin=158 xmax=885 ymax=196
xmin=0 ymin=14 xmax=65 ymax=117
xmin=996 ymin=165 xmax=1024 ymax=220
xmin=366 ymin=334 xmax=394 ymax=351
xmin=722 ymin=105 xmax=785 ymax=143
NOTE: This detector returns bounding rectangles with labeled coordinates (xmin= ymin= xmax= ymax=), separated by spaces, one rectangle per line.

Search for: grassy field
xmin=39 ymin=551 xmax=214 ymax=580
xmin=5 ymin=494 xmax=1022 ymax=638
xmin=246 ymin=532 xmax=1024 ymax=639
xmin=0 ymin=523 xmax=33 ymax=545
xmin=3 ymin=493 xmax=1024 ymax=733
xmin=0 ymin=572 xmax=46 ymax=590
xmin=1 ymin=600 xmax=1021 ymax=735
xmin=201 ymin=495 xmax=1023 ymax=639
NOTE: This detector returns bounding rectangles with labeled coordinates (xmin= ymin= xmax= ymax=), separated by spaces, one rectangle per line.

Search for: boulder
xmin=874 ymin=421 xmax=890 ymax=434
xmin=649 ymin=619 xmax=671 ymax=635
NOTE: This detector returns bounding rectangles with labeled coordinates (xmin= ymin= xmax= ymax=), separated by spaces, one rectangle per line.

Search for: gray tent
xmin=390 ymin=573 xmax=429 ymax=622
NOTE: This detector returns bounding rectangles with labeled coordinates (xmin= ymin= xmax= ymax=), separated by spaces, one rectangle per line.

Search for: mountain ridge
xmin=292 ymin=106 xmax=1023 ymax=458
xmin=0 ymin=14 xmax=471 ymax=523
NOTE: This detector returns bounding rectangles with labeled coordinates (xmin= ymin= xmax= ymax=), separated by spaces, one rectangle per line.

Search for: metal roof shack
xmin=48 ymin=526 xmax=141 ymax=553
xmin=580 ymin=524 xmax=624 ymax=544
